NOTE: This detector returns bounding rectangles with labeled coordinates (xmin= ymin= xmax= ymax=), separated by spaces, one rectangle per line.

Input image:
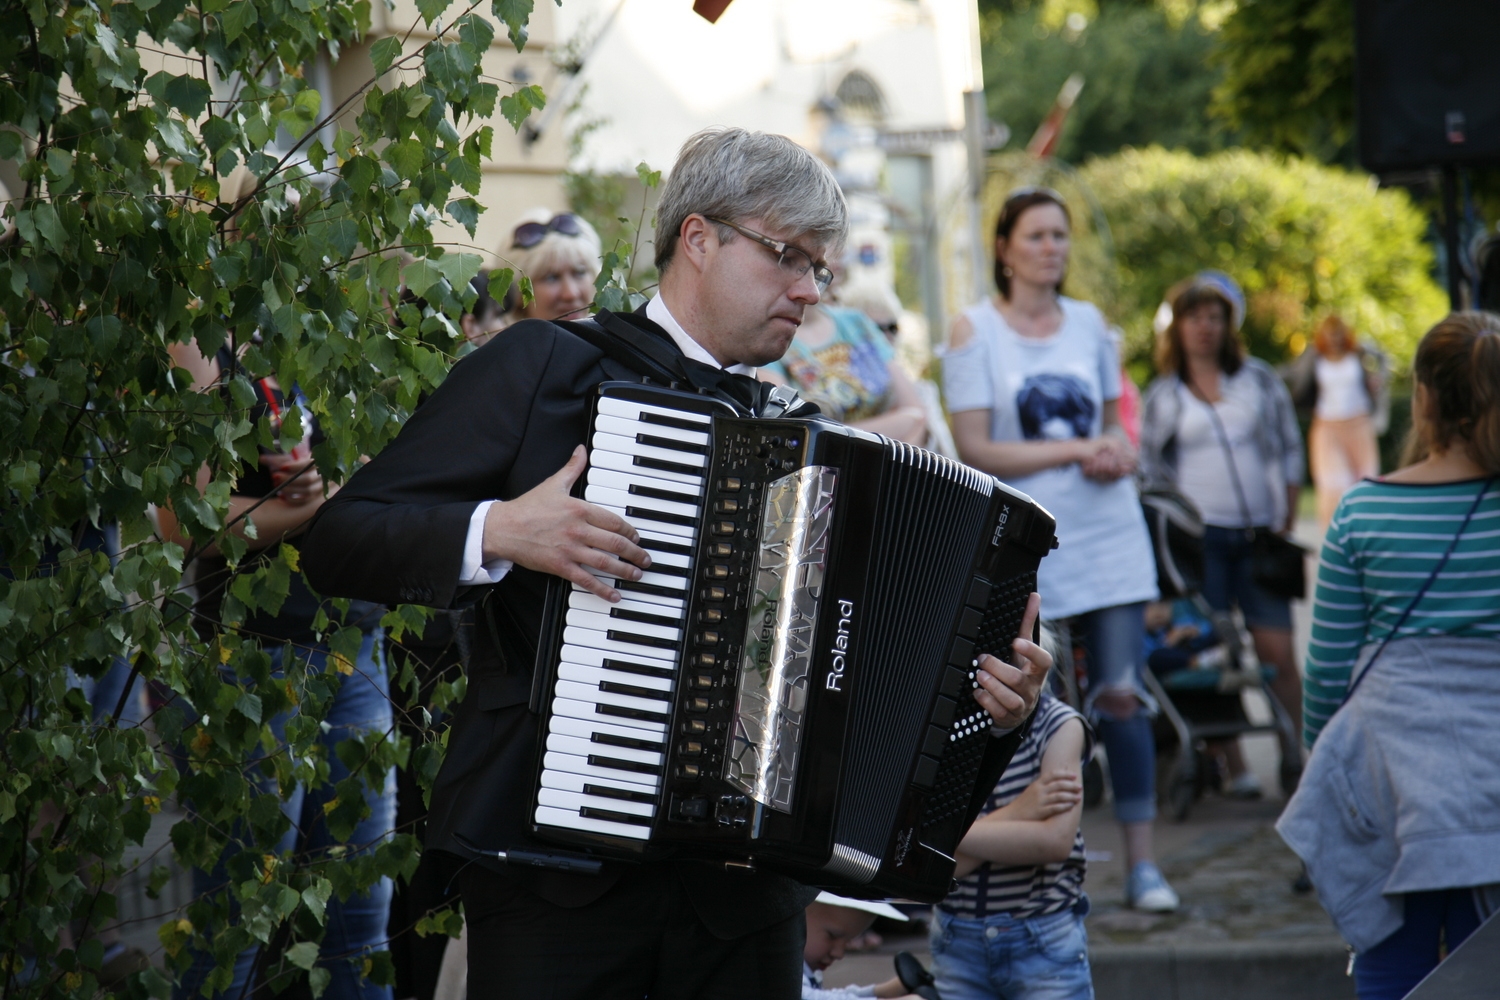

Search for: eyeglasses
xmin=705 ymin=217 xmax=834 ymax=292
xmin=512 ymin=213 xmax=583 ymax=249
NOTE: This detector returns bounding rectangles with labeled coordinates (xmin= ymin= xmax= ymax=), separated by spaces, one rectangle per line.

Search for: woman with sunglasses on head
xmin=500 ymin=208 xmax=603 ymax=327
xmin=944 ymin=187 xmax=1177 ymax=913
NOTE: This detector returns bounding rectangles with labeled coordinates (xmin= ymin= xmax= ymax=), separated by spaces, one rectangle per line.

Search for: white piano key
xmin=543 ymin=749 xmax=663 ymax=788
xmin=537 ymin=786 xmax=655 ymax=818
xmin=555 ymin=677 xmax=671 ymax=716
xmin=594 ymin=414 xmax=711 ymax=450
xmin=571 ymin=580 xmax=683 ymax=610
xmin=591 ymin=431 xmax=707 ymax=469
xmin=589 ymin=447 xmax=704 ymax=486
xmin=568 ymin=590 xmax=686 ymax=620
xmin=558 ymin=636 xmax=676 ymax=672
xmin=597 ymin=396 xmax=712 ymax=426
xmin=540 ymin=768 xmax=662 ymax=797
xmin=546 ymin=732 xmax=664 ymax=766
xmin=549 ymin=714 xmax=666 ymax=746
xmin=535 ymin=804 xmax=653 ymax=840
xmin=558 ymin=661 xmax=674 ymax=694
xmin=586 ymin=466 xmax=704 ymax=502
xmin=584 ymin=485 xmax=699 ymax=523
xmin=592 ymin=501 xmax=696 ymax=539
xmin=552 ymin=696 xmax=667 ymax=736
xmin=586 ymin=566 xmax=689 ymax=592
xmin=563 ymin=625 xmax=680 ymax=663
xmin=566 ymin=608 xmax=682 ymax=643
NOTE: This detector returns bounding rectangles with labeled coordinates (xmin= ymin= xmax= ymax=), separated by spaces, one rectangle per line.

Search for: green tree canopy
xmin=0 ymin=0 xmax=540 ymax=996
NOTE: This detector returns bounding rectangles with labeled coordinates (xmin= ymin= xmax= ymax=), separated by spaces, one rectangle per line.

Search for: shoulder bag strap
xmin=1341 ymin=476 xmax=1496 ymax=704
xmin=1191 ymin=384 xmax=1257 ymax=536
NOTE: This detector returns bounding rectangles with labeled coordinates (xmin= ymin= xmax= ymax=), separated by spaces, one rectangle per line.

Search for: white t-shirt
xmin=943 ymin=297 xmax=1158 ymax=619
xmin=1174 ymin=375 xmax=1277 ymax=528
xmin=1315 ymin=354 xmax=1369 ymax=421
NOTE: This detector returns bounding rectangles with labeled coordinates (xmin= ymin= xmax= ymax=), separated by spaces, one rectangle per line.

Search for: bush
xmin=1074 ymin=147 xmax=1447 ymax=375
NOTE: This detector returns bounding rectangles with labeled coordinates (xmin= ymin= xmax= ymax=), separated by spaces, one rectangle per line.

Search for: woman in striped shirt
xmin=1282 ymin=312 xmax=1500 ymax=1000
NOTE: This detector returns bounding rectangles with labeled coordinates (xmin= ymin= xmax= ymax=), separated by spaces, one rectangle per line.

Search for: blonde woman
xmin=499 ymin=208 xmax=603 ymax=329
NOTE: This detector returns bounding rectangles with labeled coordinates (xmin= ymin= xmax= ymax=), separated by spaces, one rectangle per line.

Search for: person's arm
xmin=1303 ymin=506 xmax=1365 ymax=748
xmin=302 ymin=324 xmax=649 ymax=608
xmin=849 ymin=362 xmax=927 ymax=444
xmin=952 ymin=719 xmax=1087 ymax=875
xmin=951 ymin=410 xmax=1101 ymax=479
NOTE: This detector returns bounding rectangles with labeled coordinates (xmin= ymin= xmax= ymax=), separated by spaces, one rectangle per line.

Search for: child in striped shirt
xmin=929 ymin=692 xmax=1095 ymax=1000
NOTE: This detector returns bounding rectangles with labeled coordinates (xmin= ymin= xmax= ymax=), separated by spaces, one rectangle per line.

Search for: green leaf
xmin=202 ymin=115 xmax=237 ymax=153
xmin=498 ymin=84 xmax=545 ymax=132
xmin=492 ymin=0 xmax=534 ymax=51
xmin=416 ymin=0 xmax=452 ymax=27
xmin=447 ymin=197 xmax=483 ymax=236
xmin=403 ymin=259 xmax=442 ymax=298
xmin=435 ymin=252 xmax=483 ymax=289
xmin=635 ymin=162 xmax=661 ymax=188
xmin=165 ymin=74 xmax=213 ymax=119
xmin=221 ymin=0 xmax=257 ymax=42
xmin=370 ymin=35 xmax=403 ymax=77
xmin=286 ymin=941 xmax=320 ymax=972
xmin=487 ymin=267 xmax=514 ymax=303
xmin=0 ymin=130 xmax=21 ymax=160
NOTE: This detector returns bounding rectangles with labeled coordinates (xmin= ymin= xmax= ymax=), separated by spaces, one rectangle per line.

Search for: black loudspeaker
xmin=1355 ymin=0 xmax=1500 ymax=173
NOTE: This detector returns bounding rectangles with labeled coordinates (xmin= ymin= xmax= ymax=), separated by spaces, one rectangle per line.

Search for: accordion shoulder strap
xmin=554 ymin=311 xmax=688 ymax=387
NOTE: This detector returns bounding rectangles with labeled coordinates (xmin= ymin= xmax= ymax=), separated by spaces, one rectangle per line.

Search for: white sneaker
xmin=1126 ymin=861 xmax=1180 ymax=912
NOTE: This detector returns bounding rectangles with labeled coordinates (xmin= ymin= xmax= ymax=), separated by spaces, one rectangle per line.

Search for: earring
xmin=1002 ymin=266 xmax=1013 ymax=277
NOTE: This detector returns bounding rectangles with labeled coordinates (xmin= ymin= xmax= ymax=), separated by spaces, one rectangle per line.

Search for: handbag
xmin=1196 ymin=390 xmax=1309 ymax=600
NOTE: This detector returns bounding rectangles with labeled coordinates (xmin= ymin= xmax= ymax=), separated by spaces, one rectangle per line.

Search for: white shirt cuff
xmin=458 ymin=500 xmax=513 ymax=585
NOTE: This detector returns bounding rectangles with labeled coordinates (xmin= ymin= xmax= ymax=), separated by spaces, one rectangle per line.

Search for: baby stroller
xmin=1136 ymin=487 xmax=1303 ymax=820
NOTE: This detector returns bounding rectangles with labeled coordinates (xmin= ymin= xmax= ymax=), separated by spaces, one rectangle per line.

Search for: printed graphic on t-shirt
xmin=1016 ymin=373 xmax=1095 ymax=440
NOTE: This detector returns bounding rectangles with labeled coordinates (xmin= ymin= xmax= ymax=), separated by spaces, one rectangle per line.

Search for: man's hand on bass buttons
xmin=482 ymin=445 xmax=653 ymax=602
xmin=974 ymin=591 xmax=1050 ymax=731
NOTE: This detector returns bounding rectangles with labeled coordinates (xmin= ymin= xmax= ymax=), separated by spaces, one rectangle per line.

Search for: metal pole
xmin=964 ymin=89 xmax=989 ymax=310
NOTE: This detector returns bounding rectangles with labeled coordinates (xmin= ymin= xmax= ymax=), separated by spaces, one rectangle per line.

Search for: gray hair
xmin=653 ymin=127 xmax=848 ymax=273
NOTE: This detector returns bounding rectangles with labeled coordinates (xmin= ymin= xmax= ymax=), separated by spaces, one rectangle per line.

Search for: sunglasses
xmin=512 ymin=213 xmax=583 ymax=249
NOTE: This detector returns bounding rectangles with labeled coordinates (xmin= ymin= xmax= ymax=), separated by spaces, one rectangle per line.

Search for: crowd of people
xmin=80 ymin=126 xmax=1499 ymax=1000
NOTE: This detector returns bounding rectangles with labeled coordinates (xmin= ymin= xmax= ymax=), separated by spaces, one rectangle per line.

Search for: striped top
xmin=1305 ymin=477 xmax=1500 ymax=748
xmin=941 ymin=694 xmax=1092 ymax=920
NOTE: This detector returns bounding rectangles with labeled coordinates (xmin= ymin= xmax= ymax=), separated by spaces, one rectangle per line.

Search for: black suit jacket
xmin=302 ymin=315 xmax=818 ymax=938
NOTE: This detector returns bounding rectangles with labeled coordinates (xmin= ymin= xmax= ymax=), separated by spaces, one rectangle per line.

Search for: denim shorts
xmin=929 ymin=904 xmax=1094 ymax=1000
xmin=1201 ymin=525 xmax=1294 ymax=631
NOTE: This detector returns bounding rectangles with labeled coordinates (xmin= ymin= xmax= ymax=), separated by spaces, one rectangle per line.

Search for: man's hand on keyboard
xmin=974 ymin=591 xmax=1049 ymax=731
xmin=483 ymin=445 xmax=653 ymax=602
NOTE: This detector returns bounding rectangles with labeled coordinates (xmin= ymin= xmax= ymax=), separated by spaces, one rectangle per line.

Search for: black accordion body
xmin=529 ymin=382 xmax=1057 ymax=901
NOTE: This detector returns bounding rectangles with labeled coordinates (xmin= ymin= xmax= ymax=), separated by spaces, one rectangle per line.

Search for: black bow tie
xmin=677 ymin=357 xmax=765 ymax=414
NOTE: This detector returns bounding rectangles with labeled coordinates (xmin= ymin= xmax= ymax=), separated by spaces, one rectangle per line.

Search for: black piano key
xmin=638 ymin=537 xmax=694 ymax=557
xmin=583 ymin=782 xmax=658 ymax=805
xmin=597 ymin=703 xmax=671 ymax=724
xmin=591 ymin=731 xmax=662 ymax=751
xmin=599 ymin=679 xmax=666 ymax=700
xmin=635 ymin=432 xmax=708 ymax=455
xmin=609 ymin=607 xmax=683 ymax=628
xmin=625 ymin=505 xmax=698 ymax=528
xmin=606 ymin=629 xmax=678 ymax=650
xmin=580 ymin=805 xmax=654 ymax=827
xmin=615 ymin=579 xmax=684 ymax=599
xmin=587 ymin=754 xmax=663 ymax=776
xmin=629 ymin=482 xmax=700 ymax=505
xmin=634 ymin=455 xmax=703 ymax=477
xmin=602 ymin=657 xmax=675 ymax=677
xmin=639 ymin=410 xmax=709 ymax=432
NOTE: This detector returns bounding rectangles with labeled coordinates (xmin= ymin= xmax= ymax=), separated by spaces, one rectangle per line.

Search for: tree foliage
xmin=0 ymin=0 xmax=539 ymax=996
xmin=1208 ymin=0 xmax=1355 ymax=163
xmin=982 ymin=0 xmax=1235 ymax=162
xmin=1078 ymin=147 xmax=1447 ymax=373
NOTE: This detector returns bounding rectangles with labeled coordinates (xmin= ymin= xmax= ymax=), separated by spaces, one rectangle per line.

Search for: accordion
xmin=529 ymin=382 xmax=1057 ymax=901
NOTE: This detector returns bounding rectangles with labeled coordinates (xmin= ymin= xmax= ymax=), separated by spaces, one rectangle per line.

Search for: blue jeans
xmin=1354 ymin=889 xmax=1481 ymax=1000
xmin=177 ymin=630 xmax=396 ymax=1000
xmin=1201 ymin=526 xmax=1293 ymax=631
xmin=930 ymin=905 xmax=1094 ymax=1000
xmin=1075 ymin=603 xmax=1156 ymax=825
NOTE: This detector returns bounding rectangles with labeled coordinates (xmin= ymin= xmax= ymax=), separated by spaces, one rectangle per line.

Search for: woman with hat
xmin=1139 ymin=276 xmax=1306 ymax=798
